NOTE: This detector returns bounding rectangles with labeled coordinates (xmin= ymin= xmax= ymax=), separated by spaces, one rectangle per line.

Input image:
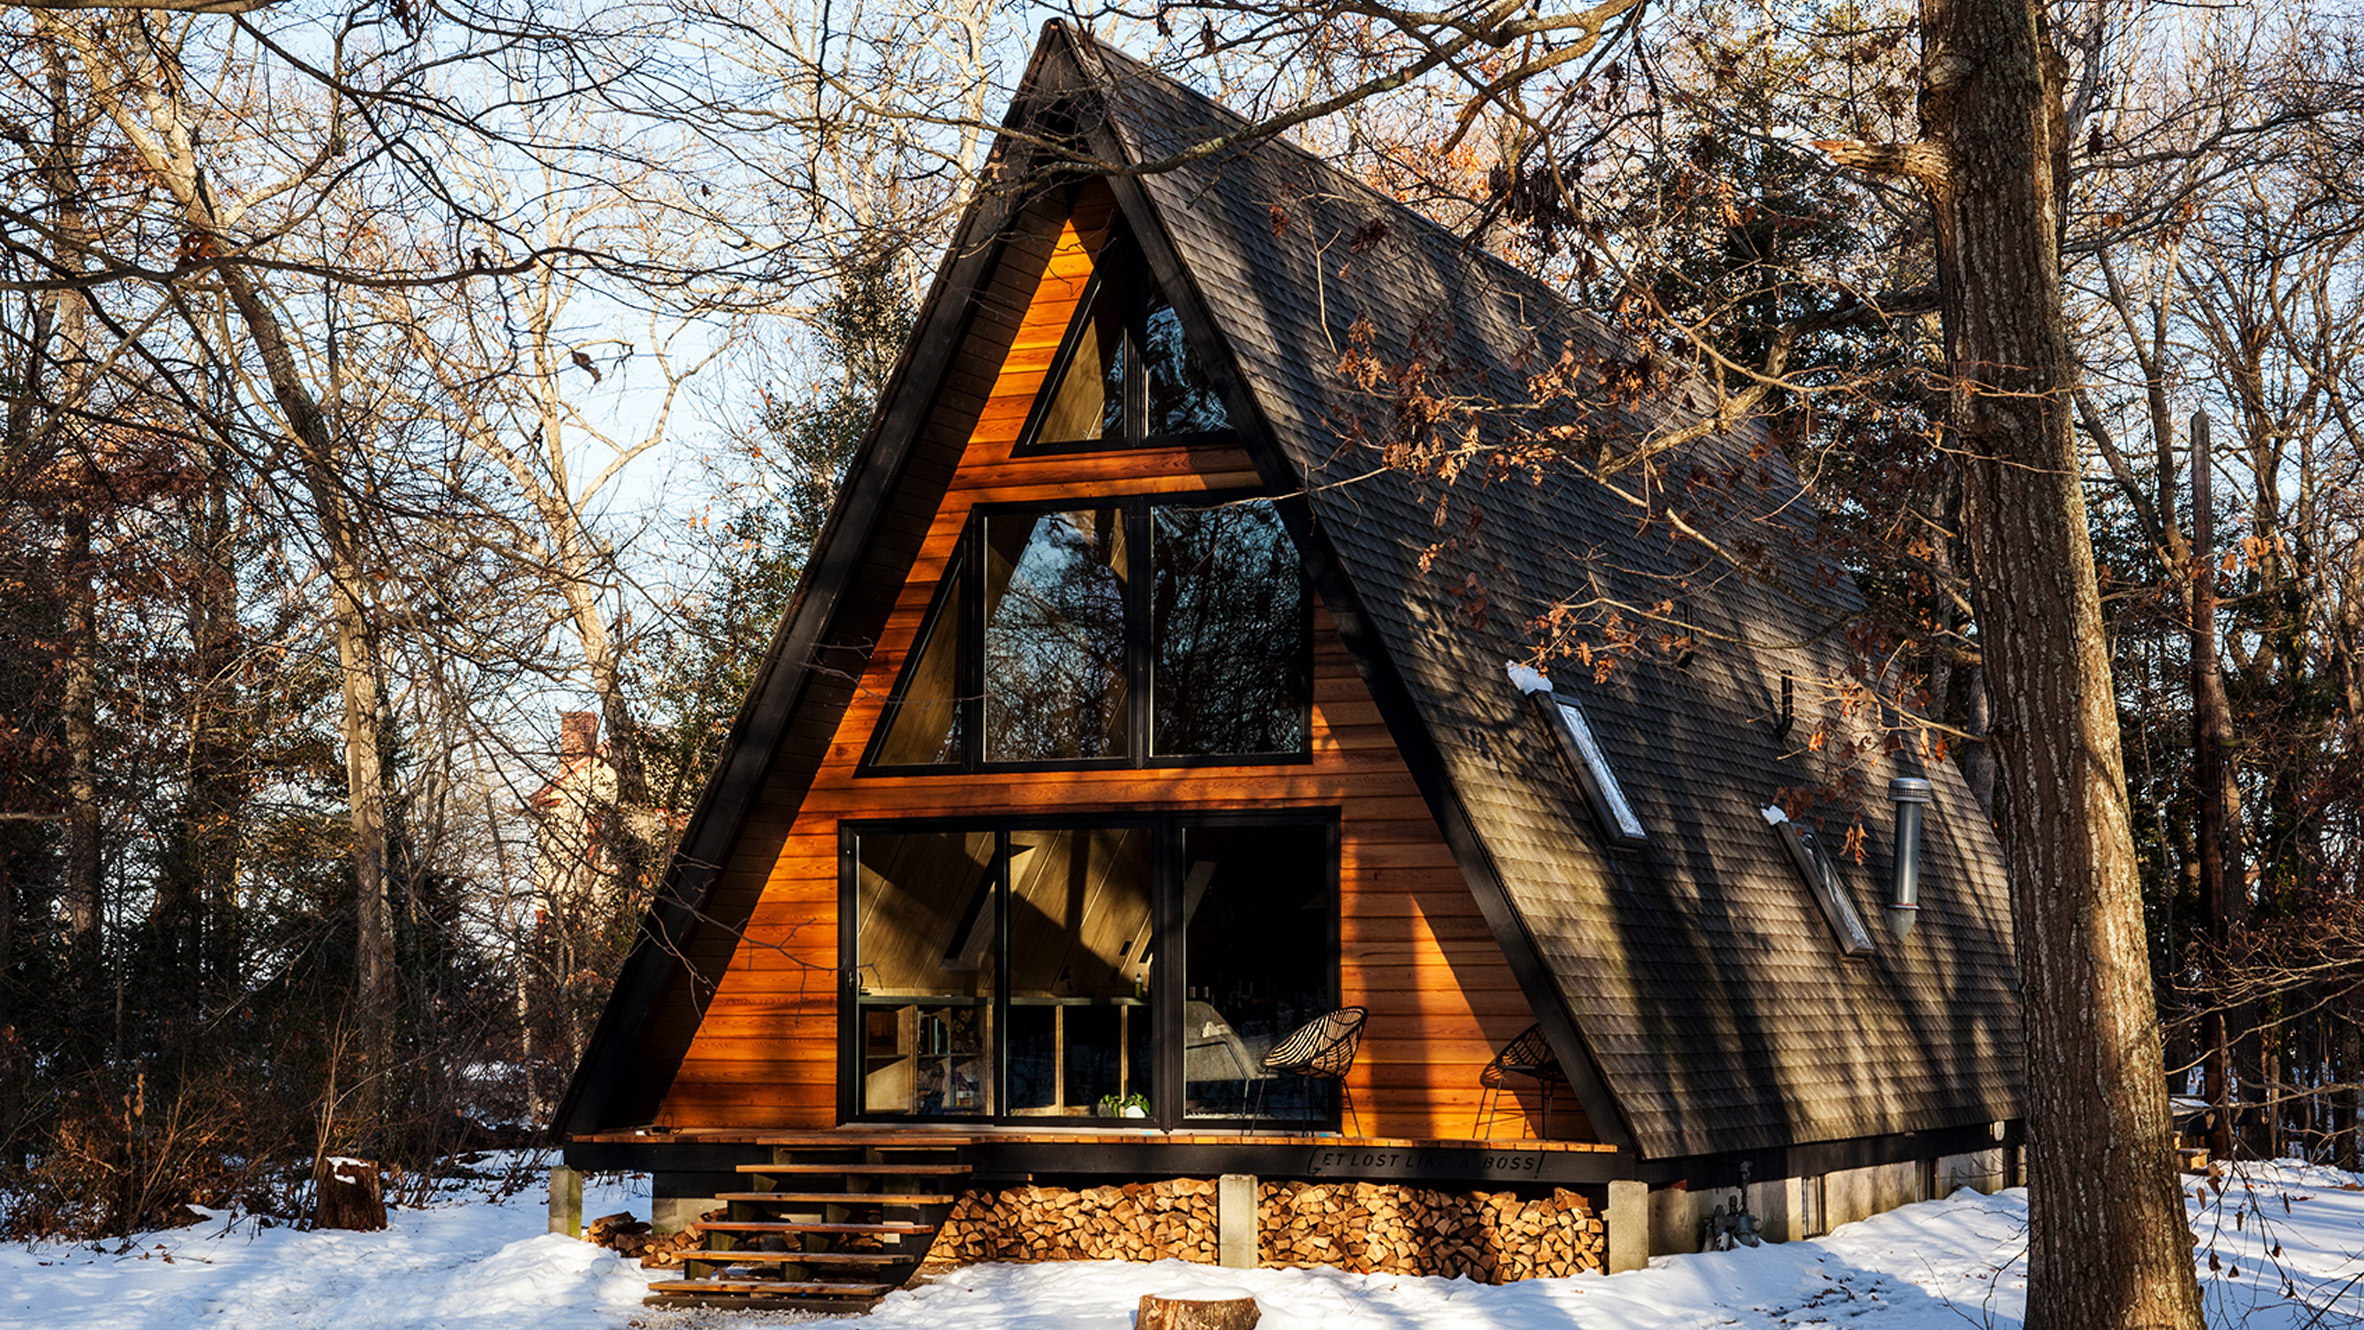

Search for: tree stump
xmin=314 ymin=1156 xmax=387 ymax=1231
xmin=1137 ymin=1291 xmax=1259 ymax=1330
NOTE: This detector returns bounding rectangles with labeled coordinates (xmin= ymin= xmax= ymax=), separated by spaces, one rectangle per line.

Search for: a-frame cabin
xmin=557 ymin=23 xmax=2024 ymax=1311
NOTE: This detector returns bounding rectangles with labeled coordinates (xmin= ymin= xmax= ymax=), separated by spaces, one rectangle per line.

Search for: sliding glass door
xmin=1005 ymin=827 xmax=1154 ymax=1117
xmin=843 ymin=815 xmax=1335 ymax=1127
xmin=1181 ymin=825 xmax=1335 ymax=1122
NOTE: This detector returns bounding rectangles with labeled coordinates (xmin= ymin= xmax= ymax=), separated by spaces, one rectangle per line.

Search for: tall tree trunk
xmin=185 ymin=200 xmax=396 ymax=1061
xmin=2188 ymin=410 xmax=2242 ymax=1161
xmin=1825 ymin=0 xmax=2206 ymax=1323
xmin=180 ymin=446 xmax=243 ymax=1008
xmin=1924 ymin=10 xmax=2203 ymax=1326
xmin=42 ymin=33 xmax=99 ymax=942
xmin=59 ymin=505 xmax=99 ymax=940
xmin=1960 ymin=661 xmax=1998 ymax=816
xmin=2344 ymin=1017 xmax=2362 ymax=1170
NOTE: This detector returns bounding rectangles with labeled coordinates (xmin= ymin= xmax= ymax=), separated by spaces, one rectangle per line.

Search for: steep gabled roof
xmin=556 ymin=22 xmax=2021 ymax=1162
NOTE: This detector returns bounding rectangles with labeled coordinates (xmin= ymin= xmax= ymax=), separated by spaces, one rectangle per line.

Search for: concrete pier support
xmin=1604 ymin=1179 xmax=1648 ymax=1273
xmin=1217 ymin=1173 xmax=1259 ymax=1268
xmin=548 ymin=1165 xmax=582 ymax=1238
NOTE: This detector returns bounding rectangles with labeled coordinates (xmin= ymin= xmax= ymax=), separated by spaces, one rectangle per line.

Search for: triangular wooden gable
xmin=557 ymin=28 xmax=1641 ymax=1153
xmin=639 ymin=179 xmax=1579 ymax=1140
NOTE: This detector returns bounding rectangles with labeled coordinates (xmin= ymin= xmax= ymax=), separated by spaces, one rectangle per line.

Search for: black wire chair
xmin=1253 ymin=1006 xmax=1368 ymax=1132
xmin=1478 ymin=1022 xmax=1567 ymax=1139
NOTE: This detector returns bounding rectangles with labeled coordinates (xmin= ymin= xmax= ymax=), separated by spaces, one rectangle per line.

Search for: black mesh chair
xmin=1478 ymin=1022 xmax=1567 ymax=1139
xmin=1254 ymin=1006 xmax=1368 ymax=1132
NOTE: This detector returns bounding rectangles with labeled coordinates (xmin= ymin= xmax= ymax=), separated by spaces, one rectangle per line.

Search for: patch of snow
xmin=4 ymin=1157 xmax=2361 ymax=1328
xmin=0 ymin=1162 xmax=661 ymax=1330
xmin=1505 ymin=661 xmax=1552 ymax=695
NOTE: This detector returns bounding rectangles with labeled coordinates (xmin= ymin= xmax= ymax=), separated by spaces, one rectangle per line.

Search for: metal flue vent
xmin=1886 ymin=777 xmax=1934 ymax=939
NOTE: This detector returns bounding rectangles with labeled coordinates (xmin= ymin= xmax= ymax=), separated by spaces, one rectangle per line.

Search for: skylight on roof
xmin=1509 ymin=661 xmax=1647 ymax=847
xmin=1554 ymin=698 xmax=1647 ymax=843
xmin=1762 ymin=805 xmax=1877 ymax=956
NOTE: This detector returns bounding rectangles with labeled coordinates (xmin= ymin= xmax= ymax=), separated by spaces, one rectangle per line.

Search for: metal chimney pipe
xmin=1887 ymin=777 xmax=1934 ymax=939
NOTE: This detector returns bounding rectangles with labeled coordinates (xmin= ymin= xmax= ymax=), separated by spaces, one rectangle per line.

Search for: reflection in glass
xmin=983 ymin=509 xmax=1131 ymax=762
xmin=1025 ymin=255 xmax=1228 ymax=450
xmin=1006 ymin=828 xmax=1154 ymax=1117
xmin=1034 ymin=286 xmax=1127 ymax=446
xmin=1152 ymin=501 xmax=1310 ymax=756
xmin=871 ymin=559 xmax=966 ymax=766
xmin=853 ymin=830 xmax=997 ymax=1117
xmin=1182 ymin=825 xmax=1332 ymax=1119
xmin=1141 ymin=287 xmax=1230 ymax=435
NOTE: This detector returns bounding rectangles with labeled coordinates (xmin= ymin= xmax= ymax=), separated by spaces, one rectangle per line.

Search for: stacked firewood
xmin=582 ymin=1208 xmax=726 ymax=1267
xmin=1257 ymin=1182 xmax=1602 ymax=1282
xmin=924 ymin=1180 xmax=1218 ymax=1267
xmin=921 ymin=1179 xmax=1600 ymax=1283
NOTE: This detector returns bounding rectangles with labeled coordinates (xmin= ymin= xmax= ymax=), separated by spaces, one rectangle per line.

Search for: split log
xmin=587 ymin=1210 xmax=647 ymax=1240
xmin=1137 ymin=1291 xmax=1259 ymax=1330
xmin=313 ymin=1156 xmax=386 ymax=1232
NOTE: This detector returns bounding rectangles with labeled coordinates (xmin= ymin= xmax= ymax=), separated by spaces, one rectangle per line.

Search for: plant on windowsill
xmin=1097 ymin=1093 xmax=1150 ymax=1119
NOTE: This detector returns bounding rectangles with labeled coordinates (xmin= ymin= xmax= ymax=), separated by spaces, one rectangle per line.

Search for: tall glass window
xmin=1140 ymin=288 xmax=1228 ymax=436
xmin=982 ymin=509 xmax=1131 ymax=762
xmin=1152 ymin=501 xmax=1310 ymax=756
xmin=1032 ymin=283 xmax=1127 ymax=447
xmin=867 ymin=497 xmax=1310 ymax=772
xmin=1181 ymin=824 xmax=1333 ymax=1120
xmin=852 ymin=830 xmax=997 ymax=1117
xmin=1005 ymin=827 xmax=1154 ymax=1117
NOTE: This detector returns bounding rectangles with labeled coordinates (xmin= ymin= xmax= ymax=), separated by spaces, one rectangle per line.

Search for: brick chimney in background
xmin=558 ymin=711 xmax=600 ymax=761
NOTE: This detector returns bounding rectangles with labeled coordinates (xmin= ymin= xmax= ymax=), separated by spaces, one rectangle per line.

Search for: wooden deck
xmin=575 ymin=1126 xmax=1618 ymax=1153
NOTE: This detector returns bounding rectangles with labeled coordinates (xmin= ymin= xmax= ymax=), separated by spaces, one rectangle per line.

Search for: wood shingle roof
xmin=1074 ymin=29 xmax=2021 ymax=1160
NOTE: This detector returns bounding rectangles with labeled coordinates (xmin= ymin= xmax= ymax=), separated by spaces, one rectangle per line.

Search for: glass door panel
xmin=852 ymin=829 xmax=997 ymax=1117
xmin=1182 ymin=824 xmax=1334 ymax=1120
xmin=1005 ymin=827 xmax=1154 ymax=1117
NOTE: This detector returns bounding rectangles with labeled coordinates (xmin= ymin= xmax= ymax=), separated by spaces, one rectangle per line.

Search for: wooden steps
xmin=696 ymin=1219 xmax=935 ymax=1235
xmin=736 ymin=1161 xmax=971 ymax=1175
xmin=650 ymin=1279 xmax=896 ymax=1295
xmin=715 ymin=1190 xmax=958 ymax=1206
xmin=643 ymin=1143 xmax=969 ymax=1313
xmin=647 ymin=1277 xmax=894 ymax=1310
xmin=674 ymin=1249 xmax=904 ymax=1265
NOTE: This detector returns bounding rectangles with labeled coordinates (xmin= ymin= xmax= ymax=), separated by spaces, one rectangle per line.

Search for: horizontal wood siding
xmin=656 ymin=199 xmax=1587 ymax=1142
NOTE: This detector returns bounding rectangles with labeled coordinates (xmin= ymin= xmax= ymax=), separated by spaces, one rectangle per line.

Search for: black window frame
xmin=836 ymin=809 xmax=1344 ymax=1130
xmin=1012 ymin=231 xmax=1239 ymax=457
xmin=859 ymin=491 xmax=1316 ymax=776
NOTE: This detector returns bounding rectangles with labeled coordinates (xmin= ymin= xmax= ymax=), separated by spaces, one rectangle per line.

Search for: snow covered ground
xmin=4 ymin=1159 xmax=2361 ymax=1329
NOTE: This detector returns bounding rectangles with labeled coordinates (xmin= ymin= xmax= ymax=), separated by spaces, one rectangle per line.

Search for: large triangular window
xmin=1018 ymin=236 xmax=1232 ymax=453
